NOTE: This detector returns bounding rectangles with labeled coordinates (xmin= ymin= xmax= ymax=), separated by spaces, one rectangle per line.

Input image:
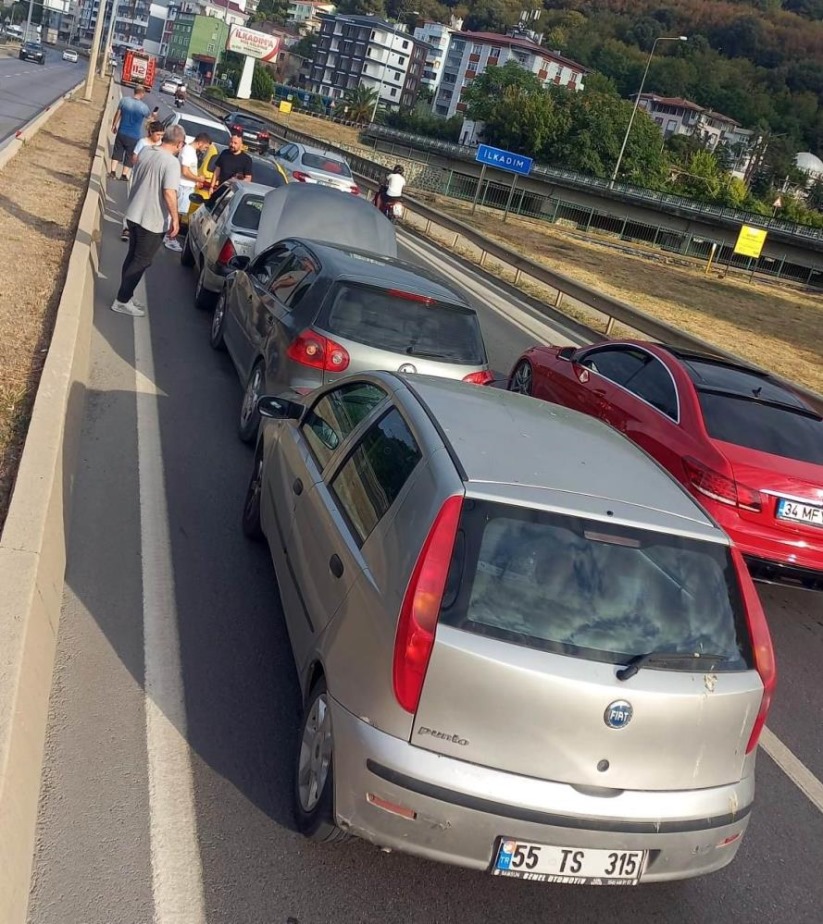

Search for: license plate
xmin=243 ymin=132 xmax=256 ymax=139
xmin=777 ymin=498 xmax=823 ymax=528
xmin=493 ymin=838 xmax=646 ymax=885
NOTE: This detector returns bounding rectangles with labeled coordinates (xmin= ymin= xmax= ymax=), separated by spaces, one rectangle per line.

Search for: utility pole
xmin=84 ymin=0 xmax=110 ymax=101
xmin=101 ymin=0 xmax=118 ymax=77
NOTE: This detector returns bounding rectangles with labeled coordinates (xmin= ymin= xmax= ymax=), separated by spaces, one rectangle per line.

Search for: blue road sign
xmin=475 ymin=144 xmax=533 ymax=177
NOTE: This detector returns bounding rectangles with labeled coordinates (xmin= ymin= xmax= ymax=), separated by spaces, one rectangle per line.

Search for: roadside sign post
xmin=473 ymin=144 xmax=533 ymax=221
xmin=226 ymin=25 xmax=281 ymax=100
xmin=470 ymin=164 xmax=487 ymax=215
xmin=704 ymin=242 xmax=718 ymax=276
xmin=733 ymin=225 xmax=768 ymax=283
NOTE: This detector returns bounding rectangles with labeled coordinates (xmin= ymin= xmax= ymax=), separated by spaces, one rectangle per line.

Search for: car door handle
xmin=292 ymin=478 xmax=303 ymax=495
xmin=329 ymin=554 xmax=344 ymax=579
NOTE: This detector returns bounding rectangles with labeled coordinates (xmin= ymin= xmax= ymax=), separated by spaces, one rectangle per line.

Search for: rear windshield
xmin=232 ymin=194 xmax=264 ymax=231
xmin=250 ymin=160 xmax=286 ymax=189
xmin=233 ymin=116 xmax=265 ymax=129
xmin=698 ymin=392 xmax=823 ymax=465
xmin=180 ymin=118 xmax=231 ymax=146
xmin=301 ymin=152 xmax=352 ymax=177
xmin=318 ymin=283 xmax=485 ymax=366
xmin=439 ymin=500 xmax=752 ymax=671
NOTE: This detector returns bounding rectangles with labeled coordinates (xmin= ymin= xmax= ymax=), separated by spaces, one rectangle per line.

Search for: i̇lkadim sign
xmin=733 ymin=225 xmax=768 ymax=259
xmin=226 ymin=26 xmax=281 ymax=62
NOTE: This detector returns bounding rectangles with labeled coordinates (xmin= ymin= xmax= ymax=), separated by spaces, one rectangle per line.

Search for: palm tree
xmin=344 ymin=85 xmax=380 ymax=124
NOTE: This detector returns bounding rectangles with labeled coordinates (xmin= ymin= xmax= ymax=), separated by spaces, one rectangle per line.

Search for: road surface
xmin=25 ymin=141 xmax=823 ymax=923
xmin=0 ymin=51 xmax=86 ymax=146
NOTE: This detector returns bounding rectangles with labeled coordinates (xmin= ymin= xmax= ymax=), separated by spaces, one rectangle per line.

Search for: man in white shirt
xmin=385 ymin=164 xmax=406 ymax=201
xmin=164 ymin=132 xmax=212 ymax=252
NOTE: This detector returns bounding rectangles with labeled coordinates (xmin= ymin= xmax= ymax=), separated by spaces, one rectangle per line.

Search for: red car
xmin=509 ymin=340 xmax=823 ymax=589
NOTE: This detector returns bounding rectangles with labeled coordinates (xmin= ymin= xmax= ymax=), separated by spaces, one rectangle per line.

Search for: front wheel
xmin=293 ymin=678 xmax=347 ymax=842
xmin=238 ymin=360 xmax=264 ymax=443
xmin=509 ymin=360 xmax=533 ymax=396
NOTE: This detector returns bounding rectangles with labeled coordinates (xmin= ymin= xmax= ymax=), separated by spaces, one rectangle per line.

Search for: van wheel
xmin=293 ymin=678 xmax=348 ymax=843
xmin=238 ymin=360 xmax=264 ymax=443
xmin=180 ymin=232 xmax=195 ymax=267
xmin=194 ymin=264 xmax=217 ymax=310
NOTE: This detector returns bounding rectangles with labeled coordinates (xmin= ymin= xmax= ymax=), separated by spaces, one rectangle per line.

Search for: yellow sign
xmin=734 ymin=225 xmax=767 ymax=259
xmin=278 ymin=101 xmax=292 ymax=114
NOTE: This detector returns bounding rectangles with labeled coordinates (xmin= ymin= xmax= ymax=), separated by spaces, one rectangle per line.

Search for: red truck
xmin=121 ymin=50 xmax=157 ymax=92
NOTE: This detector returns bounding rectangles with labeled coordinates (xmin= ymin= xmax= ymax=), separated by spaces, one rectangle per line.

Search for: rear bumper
xmin=330 ymin=699 xmax=754 ymax=884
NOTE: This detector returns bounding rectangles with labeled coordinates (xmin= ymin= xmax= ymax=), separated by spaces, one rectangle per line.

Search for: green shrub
xmin=203 ymin=86 xmax=226 ymax=100
xmin=251 ymin=66 xmax=275 ymax=102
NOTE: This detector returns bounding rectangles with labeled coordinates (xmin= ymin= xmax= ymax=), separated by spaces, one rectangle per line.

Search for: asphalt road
xmin=0 ymin=50 xmax=87 ymax=146
xmin=25 ymin=157 xmax=823 ymax=922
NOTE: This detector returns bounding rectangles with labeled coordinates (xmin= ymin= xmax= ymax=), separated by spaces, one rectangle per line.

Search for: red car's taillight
xmin=286 ymin=330 xmax=350 ymax=373
xmin=231 ymin=123 xmax=243 ymax=133
xmin=683 ymin=457 xmax=762 ymax=512
xmin=292 ymin=170 xmax=311 ymax=182
xmin=393 ymin=495 xmax=463 ymax=713
xmin=216 ymin=239 xmax=236 ymax=266
xmin=731 ymin=547 xmax=776 ymax=753
xmin=350 ymin=185 xmax=360 ymax=195
xmin=462 ymin=370 xmax=495 ymax=386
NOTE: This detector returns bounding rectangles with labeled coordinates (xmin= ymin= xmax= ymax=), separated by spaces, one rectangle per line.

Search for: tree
xmin=250 ymin=0 xmax=290 ymax=24
xmin=336 ymin=0 xmax=386 ymax=15
xmin=251 ymin=65 xmax=275 ymax=101
xmin=343 ymin=85 xmax=380 ymax=123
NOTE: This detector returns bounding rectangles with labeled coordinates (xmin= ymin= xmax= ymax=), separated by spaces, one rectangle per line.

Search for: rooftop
xmin=455 ymin=30 xmax=587 ymax=72
xmin=319 ymin=12 xmax=430 ymax=45
xmin=639 ymin=94 xmax=739 ymax=126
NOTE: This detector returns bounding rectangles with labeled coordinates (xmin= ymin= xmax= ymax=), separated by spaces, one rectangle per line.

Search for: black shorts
xmin=112 ymin=131 xmax=139 ymax=163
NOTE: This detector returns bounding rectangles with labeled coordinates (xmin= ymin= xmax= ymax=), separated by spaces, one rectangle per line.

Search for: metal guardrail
xmin=191 ymin=92 xmax=823 ymax=415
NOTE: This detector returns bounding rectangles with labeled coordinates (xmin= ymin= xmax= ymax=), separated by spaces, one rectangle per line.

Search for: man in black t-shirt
xmin=210 ymin=133 xmax=253 ymax=191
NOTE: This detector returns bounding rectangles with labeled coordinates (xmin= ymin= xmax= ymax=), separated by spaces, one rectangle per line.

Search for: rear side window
xmin=625 ymin=357 xmax=678 ymax=420
xmin=303 ymin=382 xmax=387 ymax=469
xmin=301 ymin=152 xmax=352 ymax=177
xmin=318 ymin=283 xmax=485 ymax=365
xmin=698 ymin=393 xmax=823 ymax=464
xmin=232 ymin=195 xmax=264 ymax=230
xmin=331 ymin=409 xmax=421 ymax=544
xmin=581 ymin=347 xmax=647 ymax=385
xmin=439 ymin=500 xmax=752 ymax=670
xmin=269 ymin=250 xmax=320 ymax=305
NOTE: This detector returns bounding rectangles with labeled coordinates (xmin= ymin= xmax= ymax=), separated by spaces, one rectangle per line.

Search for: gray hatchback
xmin=241 ymin=372 xmax=776 ymax=885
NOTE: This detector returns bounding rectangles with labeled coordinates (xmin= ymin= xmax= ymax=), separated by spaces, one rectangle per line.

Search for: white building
xmin=287 ymin=0 xmax=335 ymax=34
xmin=412 ymin=16 xmax=462 ymax=96
xmin=434 ymin=30 xmax=586 ymax=134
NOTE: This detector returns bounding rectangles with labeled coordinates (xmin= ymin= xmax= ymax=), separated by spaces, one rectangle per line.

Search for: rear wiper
xmin=405 ymin=346 xmax=447 ymax=359
xmin=616 ymin=651 xmax=728 ymax=681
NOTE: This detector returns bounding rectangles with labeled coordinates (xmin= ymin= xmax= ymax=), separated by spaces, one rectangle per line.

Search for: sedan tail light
xmin=683 ymin=457 xmax=762 ymax=512
xmin=731 ymin=547 xmax=776 ymax=753
xmin=462 ymin=370 xmax=495 ymax=386
xmin=393 ymin=495 xmax=463 ymax=713
xmin=216 ymin=239 xmax=236 ymax=267
xmin=286 ymin=330 xmax=350 ymax=373
xmin=292 ymin=170 xmax=311 ymax=182
xmin=350 ymin=185 xmax=360 ymax=196
xmin=231 ymin=123 xmax=243 ymax=133
xmin=259 ymin=131 xmax=269 ymax=139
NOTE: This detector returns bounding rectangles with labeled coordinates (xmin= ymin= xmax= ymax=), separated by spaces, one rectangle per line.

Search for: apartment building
xmin=167 ymin=9 xmax=230 ymax=72
xmin=287 ymin=1 xmax=335 ymax=34
xmin=434 ymin=30 xmax=586 ymax=124
xmin=412 ymin=16 xmax=462 ymax=96
xmin=309 ymin=13 xmax=429 ymax=111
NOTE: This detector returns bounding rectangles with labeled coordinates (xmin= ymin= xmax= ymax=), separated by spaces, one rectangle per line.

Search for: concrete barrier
xmin=0 ymin=79 xmax=117 ymax=924
xmin=0 ymin=79 xmax=86 ymax=170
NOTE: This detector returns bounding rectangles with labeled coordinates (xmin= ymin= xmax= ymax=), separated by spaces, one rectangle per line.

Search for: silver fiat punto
xmin=241 ymin=372 xmax=776 ymax=885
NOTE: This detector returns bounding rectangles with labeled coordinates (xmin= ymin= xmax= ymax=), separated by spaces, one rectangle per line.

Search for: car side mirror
xmin=226 ymin=254 xmax=250 ymax=271
xmin=557 ymin=346 xmax=577 ymax=361
xmin=189 ymin=192 xmax=206 ymax=206
xmin=258 ymin=396 xmax=302 ymax=420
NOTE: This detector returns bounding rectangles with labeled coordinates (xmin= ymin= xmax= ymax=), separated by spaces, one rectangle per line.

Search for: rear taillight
xmin=350 ymin=185 xmax=360 ymax=195
xmin=216 ymin=239 xmax=236 ymax=266
xmin=683 ymin=457 xmax=762 ymax=512
xmin=231 ymin=123 xmax=243 ymax=133
xmin=393 ymin=495 xmax=463 ymax=713
xmin=462 ymin=370 xmax=495 ymax=386
xmin=259 ymin=131 xmax=269 ymax=139
xmin=731 ymin=546 xmax=776 ymax=753
xmin=286 ymin=330 xmax=350 ymax=373
xmin=292 ymin=170 xmax=311 ymax=182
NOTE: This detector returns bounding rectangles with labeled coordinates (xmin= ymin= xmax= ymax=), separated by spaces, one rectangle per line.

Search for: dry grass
xmin=0 ymin=82 xmax=106 ymax=530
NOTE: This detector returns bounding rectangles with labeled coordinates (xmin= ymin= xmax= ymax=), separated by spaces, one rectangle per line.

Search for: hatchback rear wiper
xmin=616 ymin=651 xmax=728 ymax=681
xmin=405 ymin=346 xmax=447 ymax=359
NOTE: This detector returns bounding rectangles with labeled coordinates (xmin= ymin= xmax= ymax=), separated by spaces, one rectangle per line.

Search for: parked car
xmin=62 ymin=48 xmax=79 ymax=63
xmin=19 ymin=41 xmax=45 ymax=64
xmin=162 ymin=111 xmax=232 ymax=147
xmin=213 ymin=239 xmax=490 ymax=442
xmin=223 ymin=111 xmax=271 ymax=153
xmin=270 ymin=141 xmax=359 ymax=196
xmin=508 ymin=340 xmax=823 ymax=588
xmin=240 ymin=370 xmax=775 ymax=883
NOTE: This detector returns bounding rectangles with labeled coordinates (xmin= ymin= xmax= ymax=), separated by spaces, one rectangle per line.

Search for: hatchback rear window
xmin=697 ymin=392 xmax=823 ymax=465
xmin=232 ymin=195 xmax=264 ymax=230
xmin=318 ymin=283 xmax=486 ymax=366
xmin=439 ymin=500 xmax=752 ymax=670
xmin=301 ymin=152 xmax=352 ymax=177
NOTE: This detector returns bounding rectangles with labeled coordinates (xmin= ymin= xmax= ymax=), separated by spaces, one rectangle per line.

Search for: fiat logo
xmin=604 ymin=700 xmax=633 ymax=729
xmin=398 ymin=363 xmax=417 ymax=374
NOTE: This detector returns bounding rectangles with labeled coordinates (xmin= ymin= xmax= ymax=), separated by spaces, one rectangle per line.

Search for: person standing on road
xmin=121 ymin=119 xmax=165 ymax=242
xmin=209 ymin=133 xmax=253 ymax=192
xmin=110 ymin=86 xmax=159 ymax=182
xmin=111 ymin=125 xmax=184 ymax=318
xmin=164 ymin=131 xmax=211 ymax=253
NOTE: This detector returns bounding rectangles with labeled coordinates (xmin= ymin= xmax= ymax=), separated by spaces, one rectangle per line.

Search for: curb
xmin=0 ymin=78 xmax=117 ymax=924
xmin=0 ymin=79 xmax=86 ymax=170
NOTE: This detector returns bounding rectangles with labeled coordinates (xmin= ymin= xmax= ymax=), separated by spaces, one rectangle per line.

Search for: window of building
xmin=489 ymin=46 xmax=500 ymax=58
xmin=402 ymin=39 xmax=408 ymax=49
xmin=471 ymin=43 xmax=482 ymax=54
xmin=390 ymin=87 xmax=397 ymax=96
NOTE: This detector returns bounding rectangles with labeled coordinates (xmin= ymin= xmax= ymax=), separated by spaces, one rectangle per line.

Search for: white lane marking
xmin=761 ymin=727 xmax=823 ymax=815
xmin=399 ymin=231 xmax=582 ymax=347
xmin=135 ymin=303 xmax=207 ymax=924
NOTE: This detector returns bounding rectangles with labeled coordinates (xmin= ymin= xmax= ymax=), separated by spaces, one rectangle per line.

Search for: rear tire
xmin=195 ymin=263 xmax=217 ymax=310
xmin=293 ymin=678 xmax=348 ymax=843
xmin=180 ymin=231 xmax=195 ymax=268
xmin=238 ymin=360 xmax=264 ymax=444
xmin=241 ymin=443 xmax=264 ymax=541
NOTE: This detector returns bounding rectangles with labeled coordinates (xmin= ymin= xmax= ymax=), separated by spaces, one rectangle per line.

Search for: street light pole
xmin=84 ymin=0 xmax=111 ymax=100
xmin=610 ymin=35 xmax=687 ymax=186
xmin=101 ymin=0 xmax=118 ymax=77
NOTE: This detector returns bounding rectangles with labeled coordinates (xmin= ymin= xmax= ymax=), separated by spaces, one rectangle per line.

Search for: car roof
xmin=177 ymin=113 xmax=226 ymax=131
xmin=224 ymin=178 xmax=281 ymax=197
xmin=292 ymin=141 xmax=348 ymax=161
xmin=290 ymin=239 xmax=465 ymax=302
xmin=229 ymin=111 xmax=265 ymax=123
xmin=396 ymin=374 xmax=724 ymax=536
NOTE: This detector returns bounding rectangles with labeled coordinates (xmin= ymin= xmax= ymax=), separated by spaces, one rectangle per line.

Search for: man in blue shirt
xmin=110 ymin=87 xmax=159 ymax=181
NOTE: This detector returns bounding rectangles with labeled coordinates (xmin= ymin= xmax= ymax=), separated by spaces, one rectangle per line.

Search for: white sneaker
xmin=110 ymin=298 xmax=145 ymax=317
xmin=164 ymin=238 xmax=183 ymax=252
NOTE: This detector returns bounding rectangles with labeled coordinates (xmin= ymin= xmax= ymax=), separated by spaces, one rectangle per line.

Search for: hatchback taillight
xmin=286 ymin=330 xmax=350 ymax=373
xmin=731 ymin=546 xmax=776 ymax=753
xmin=216 ymin=239 xmax=236 ymax=266
xmin=393 ymin=495 xmax=463 ymax=713
xmin=292 ymin=170 xmax=311 ymax=182
xmin=683 ymin=457 xmax=762 ymax=512
xmin=462 ymin=370 xmax=495 ymax=386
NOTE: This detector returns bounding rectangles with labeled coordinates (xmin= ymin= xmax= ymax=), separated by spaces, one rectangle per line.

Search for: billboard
xmin=44 ymin=0 xmax=72 ymax=11
xmin=226 ymin=26 xmax=281 ymax=62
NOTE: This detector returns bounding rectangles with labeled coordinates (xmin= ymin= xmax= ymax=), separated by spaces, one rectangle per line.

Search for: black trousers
xmin=117 ymin=221 xmax=164 ymax=303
